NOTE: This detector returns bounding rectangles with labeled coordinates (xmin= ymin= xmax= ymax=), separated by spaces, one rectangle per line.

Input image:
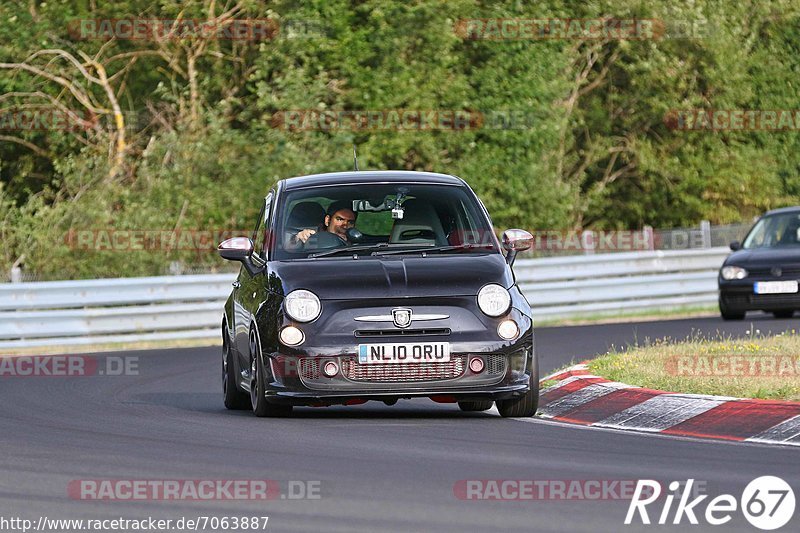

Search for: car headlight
xmin=284 ymin=290 xmax=321 ymax=322
xmin=477 ymin=284 xmax=511 ymax=317
xmin=721 ymin=266 xmax=748 ymax=280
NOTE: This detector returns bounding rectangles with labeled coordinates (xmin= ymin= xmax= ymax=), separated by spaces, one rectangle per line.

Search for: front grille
xmin=746 ymin=266 xmax=800 ymax=277
xmin=723 ymin=293 xmax=800 ymax=306
xmin=299 ymin=354 xmax=507 ymax=384
xmin=340 ymin=355 xmax=466 ymax=382
xmin=355 ymin=328 xmax=450 ymax=338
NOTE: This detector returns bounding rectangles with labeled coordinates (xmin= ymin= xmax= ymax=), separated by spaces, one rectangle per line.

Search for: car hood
xmin=725 ymin=247 xmax=800 ymax=266
xmin=270 ymin=254 xmax=512 ymax=299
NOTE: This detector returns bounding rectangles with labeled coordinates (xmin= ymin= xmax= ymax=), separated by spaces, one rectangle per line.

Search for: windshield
xmin=742 ymin=212 xmax=800 ymax=249
xmin=272 ymin=183 xmax=498 ymax=260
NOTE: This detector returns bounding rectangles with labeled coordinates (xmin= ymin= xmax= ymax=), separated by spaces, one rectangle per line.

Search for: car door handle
xmin=232 ymin=281 xmax=241 ymax=288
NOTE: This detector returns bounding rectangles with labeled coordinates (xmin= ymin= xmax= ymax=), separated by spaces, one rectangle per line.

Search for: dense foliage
xmin=1 ymin=0 xmax=799 ymax=279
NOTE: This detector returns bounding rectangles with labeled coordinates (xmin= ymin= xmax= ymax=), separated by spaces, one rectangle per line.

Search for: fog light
xmin=497 ymin=319 xmax=519 ymax=340
xmin=279 ymin=326 xmax=304 ymax=346
xmin=469 ymin=357 xmax=485 ymax=373
xmin=322 ymin=360 xmax=339 ymax=377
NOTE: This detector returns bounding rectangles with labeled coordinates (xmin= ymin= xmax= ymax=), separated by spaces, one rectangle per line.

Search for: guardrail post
xmin=10 ymin=266 xmax=21 ymax=283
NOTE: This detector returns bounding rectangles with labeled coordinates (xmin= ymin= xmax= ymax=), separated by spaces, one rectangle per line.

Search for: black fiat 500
xmin=218 ymin=171 xmax=536 ymax=417
xmin=719 ymin=206 xmax=800 ymax=319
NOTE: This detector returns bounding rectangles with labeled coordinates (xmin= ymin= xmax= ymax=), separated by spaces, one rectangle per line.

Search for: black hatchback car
xmin=217 ymin=171 xmax=537 ymax=417
xmin=719 ymin=206 xmax=800 ymax=319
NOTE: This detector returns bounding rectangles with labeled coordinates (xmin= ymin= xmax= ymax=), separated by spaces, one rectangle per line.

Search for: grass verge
xmin=535 ymin=304 xmax=717 ymax=327
xmin=0 ymin=337 xmax=220 ymax=356
xmin=539 ymin=379 xmax=559 ymax=389
xmin=588 ymin=331 xmax=800 ymax=401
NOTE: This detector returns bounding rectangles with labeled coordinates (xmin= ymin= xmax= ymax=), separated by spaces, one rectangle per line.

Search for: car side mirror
xmin=502 ymin=229 xmax=533 ymax=266
xmin=730 ymin=241 xmax=741 ymax=251
xmin=218 ymin=237 xmax=262 ymax=275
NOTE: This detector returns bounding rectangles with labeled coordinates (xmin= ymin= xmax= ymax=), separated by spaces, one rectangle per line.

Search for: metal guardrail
xmin=0 ymin=275 xmax=234 ymax=348
xmin=0 ymin=248 xmax=730 ymax=348
xmin=516 ymin=247 xmax=730 ymax=318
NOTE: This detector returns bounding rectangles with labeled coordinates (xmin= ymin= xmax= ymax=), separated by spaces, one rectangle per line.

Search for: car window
xmin=252 ymin=192 xmax=273 ymax=259
xmin=273 ymin=184 xmax=496 ymax=260
xmin=355 ymin=211 xmax=395 ymax=235
xmin=743 ymin=212 xmax=800 ymax=249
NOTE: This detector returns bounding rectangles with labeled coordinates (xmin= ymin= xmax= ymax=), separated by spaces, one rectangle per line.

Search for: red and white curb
xmin=536 ymin=364 xmax=800 ymax=447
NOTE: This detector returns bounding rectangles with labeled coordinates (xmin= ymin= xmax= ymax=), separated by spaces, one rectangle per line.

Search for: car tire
xmin=458 ymin=400 xmax=494 ymax=412
xmin=773 ymin=310 xmax=794 ymax=319
xmin=223 ymin=331 xmax=250 ymax=410
xmin=719 ymin=301 xmax=745 ymax=321
xmin=497 ymin=366 xmax=539 ymax=418
xmin=249 ymin=329 xmax=293 ymax=418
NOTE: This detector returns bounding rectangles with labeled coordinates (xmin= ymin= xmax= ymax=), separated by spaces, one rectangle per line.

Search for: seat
xmin=779 ymin=222 xmax=800 ymax=245
xmin=283 ymin=201 xmax=325 ymax=251
xmin=286 ymin=201 xmax=324 ymax=232
xmin=389 ymin=200 xmax=447 ymax=246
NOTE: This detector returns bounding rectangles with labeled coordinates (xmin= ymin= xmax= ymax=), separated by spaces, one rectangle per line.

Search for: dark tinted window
xmin=743 ymin=212 xmax=800 ymax=249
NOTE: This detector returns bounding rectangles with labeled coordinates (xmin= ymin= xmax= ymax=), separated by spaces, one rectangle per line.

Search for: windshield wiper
xmin=372 ymin=243 xmax=495 ymax=256
xmin=308 ymin=243 xmax=390 ymax=258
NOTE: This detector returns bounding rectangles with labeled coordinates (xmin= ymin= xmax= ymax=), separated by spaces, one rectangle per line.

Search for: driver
xmin=294 ymin=201 xmax=357 ymax=246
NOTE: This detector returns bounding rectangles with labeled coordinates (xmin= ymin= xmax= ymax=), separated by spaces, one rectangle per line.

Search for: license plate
xmin=754 ymin=281 xmax=799 ymax=294
xmin=358 ymin=342 xmax=450 ymax=364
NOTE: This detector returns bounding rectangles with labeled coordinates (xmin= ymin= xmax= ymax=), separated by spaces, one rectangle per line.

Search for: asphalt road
xmin=1 ymin=315 xmax=798 ymax=533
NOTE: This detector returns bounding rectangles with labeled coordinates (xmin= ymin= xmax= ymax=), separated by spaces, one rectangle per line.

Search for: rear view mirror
xmin=353 ymin=198 xmax=390 ymax=212
xmin=730 ymin=241 xmax=741 ymax=251
xmin=353 ymin=199 xmax=381 ymax=212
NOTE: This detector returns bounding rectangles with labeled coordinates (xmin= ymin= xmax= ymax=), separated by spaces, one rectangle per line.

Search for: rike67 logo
xmin=626 ymin=477 xmax=795 ymax=530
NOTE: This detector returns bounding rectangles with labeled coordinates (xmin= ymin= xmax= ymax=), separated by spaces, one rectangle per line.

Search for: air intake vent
xmin=340 ymin=355 xmax=466 ymax=382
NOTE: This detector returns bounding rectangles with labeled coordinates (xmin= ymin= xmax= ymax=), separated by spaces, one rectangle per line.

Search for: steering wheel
xmin=304 ymin=230 xmax=347 ymax=250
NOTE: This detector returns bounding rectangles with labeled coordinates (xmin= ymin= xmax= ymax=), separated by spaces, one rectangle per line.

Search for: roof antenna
xmin=353 ymin=144 xmax=359 ymax=171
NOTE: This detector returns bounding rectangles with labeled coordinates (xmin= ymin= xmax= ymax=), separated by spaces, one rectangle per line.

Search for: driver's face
xmin=325 ymin=209 xmax=356 ymax=239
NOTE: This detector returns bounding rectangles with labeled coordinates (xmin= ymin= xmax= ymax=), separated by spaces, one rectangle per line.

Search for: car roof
xmin=763 ymin=206 xmax=800 ymax=216
xmin=281 ymin=170 xmax=466 ymax=190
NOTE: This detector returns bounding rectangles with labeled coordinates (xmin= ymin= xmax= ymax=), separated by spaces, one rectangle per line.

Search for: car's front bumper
xmin=262 ymin=329 xmax=533 ymax=405
xmin=264 ymin=385 xmax=530 ymax=406
xmin=261 ymin=345 xmax=532 ymax=405
xmin=719 ymin=279 xmax=800 ymax=311
xmin=253 ymin=294 xmax=535 ymax=406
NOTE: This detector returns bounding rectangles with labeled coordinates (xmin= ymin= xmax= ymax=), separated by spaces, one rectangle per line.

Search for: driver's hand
xmin=296 ymin=229 xmax=316 ymax=243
